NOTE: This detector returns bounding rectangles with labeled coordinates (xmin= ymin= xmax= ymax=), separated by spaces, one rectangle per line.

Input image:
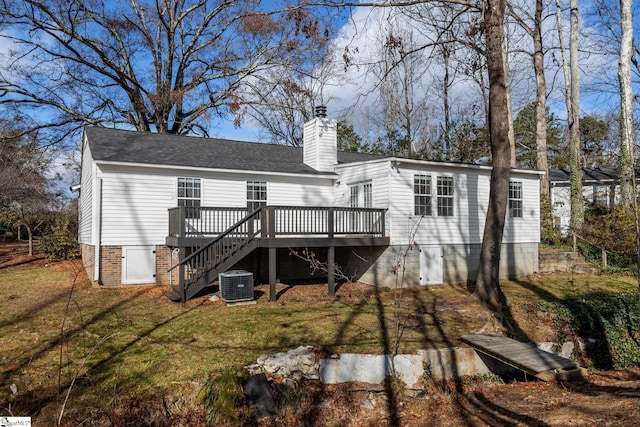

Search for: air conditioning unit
xmin=219 ymin=270 xmax=254 ymax=302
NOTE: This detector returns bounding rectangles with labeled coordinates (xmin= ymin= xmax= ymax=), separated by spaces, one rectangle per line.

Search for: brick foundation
xmin=100 ymin=246 xmax=122 ymax=286
xmin=81 ymin=243 xmax=178 ymax=287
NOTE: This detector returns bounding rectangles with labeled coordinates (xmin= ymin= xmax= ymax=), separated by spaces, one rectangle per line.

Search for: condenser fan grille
xmin=219 ymin=270 xmax=254 ymax=302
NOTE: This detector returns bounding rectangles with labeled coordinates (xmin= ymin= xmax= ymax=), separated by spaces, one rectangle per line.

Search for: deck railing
xmin=169 ymin=205 xmax=386 ymax=239
xmin=168 ymin=206 xmax=248 ymax=238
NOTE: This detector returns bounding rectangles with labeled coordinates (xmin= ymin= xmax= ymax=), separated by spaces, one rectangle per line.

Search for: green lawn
xmin=0 ymin=261 xmax=637 ymax=423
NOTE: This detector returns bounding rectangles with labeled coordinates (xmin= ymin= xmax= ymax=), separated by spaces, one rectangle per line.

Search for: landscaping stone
xmin=247 ymin=346 xmax=319 ymax=380
xmin=320 ymin=354 xmax=393 ymax=385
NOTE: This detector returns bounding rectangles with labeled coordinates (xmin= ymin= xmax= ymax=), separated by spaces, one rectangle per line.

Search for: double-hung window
xmin=247 ymin=181 xmax=267 ymax=213
xmin=414 ymin=174 xmax=432 ymax=216
xmin=177 ymin=177 xmax=201 ymax=219
xmin=509 ymin=181 xmax=523 ymax=218
xmin=437 ymin=176 xmax=454 ymax=217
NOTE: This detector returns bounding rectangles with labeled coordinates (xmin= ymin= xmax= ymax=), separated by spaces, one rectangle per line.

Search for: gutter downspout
xmin=94 ymin=178 xmax=103 ymax=284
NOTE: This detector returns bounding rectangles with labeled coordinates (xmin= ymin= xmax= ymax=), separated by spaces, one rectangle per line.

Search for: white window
xmin=363 ymin=183 xmax=372 ymax=208
xmin=350 ymin=185 xmax=359 ymax=207
xmin=509 ymin=181 xmax=523 ymax=218
xmin=177 ymin=177 xmax=201 ymax=219
xmin=349 ymin=181 xmax=373 ymax=207
xmin=247 ymin=181 xmax=267 ymax=212
xmin=437 ymin=176 xmax=454 ymax=217
xmin=414 ymin=174 xmax=432 ymax=216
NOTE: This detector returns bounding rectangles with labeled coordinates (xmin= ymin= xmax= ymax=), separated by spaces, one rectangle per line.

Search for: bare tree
xmin=508 ymin=0 xmax=552 ymax=196
xmin=555 ymin=0 xmax=583 ymax=230
xmin=0 ymin=0 xmax=327 ymax=141
xmin=617 ymin=0 xmax=635 ymax=208
xmin=314 ymin=0 xmax=514 ymax=312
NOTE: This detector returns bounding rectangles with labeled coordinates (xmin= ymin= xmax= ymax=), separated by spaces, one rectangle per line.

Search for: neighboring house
xmin=549 ymin=167 xmax=635 ymax=234
xmin=77 ymin=110 xmax=543 ymax=301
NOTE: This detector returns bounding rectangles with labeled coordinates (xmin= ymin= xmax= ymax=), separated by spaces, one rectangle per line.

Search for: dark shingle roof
xmin=549 ymin=167 xmax=621 ymax=184
xmin=85 ymin=127 xmax=389 ymax=175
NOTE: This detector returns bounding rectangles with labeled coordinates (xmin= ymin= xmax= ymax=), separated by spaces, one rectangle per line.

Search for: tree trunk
xmin=568 ymin=0 xmax=583 ymax=231
xmin=27 ymin=224 xmax=33 ymax=256
xmin=617 ymin=0 xmax=640 ymax=287
xmin=534 ymin=0 xmax=550 ymax=196
xmin=556 ymin=0 xmax=582 ymax=231
xmin=473 ymin=0 xmax=510 ymax=311
xmin=618 ymin=0 xmax=635 ymax=208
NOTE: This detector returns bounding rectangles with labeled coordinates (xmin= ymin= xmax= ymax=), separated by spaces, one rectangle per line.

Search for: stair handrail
xmin=168 ymin=207 xmax=262 ymax=273
xmin=570 ymin=231 xmax=609 ymax=268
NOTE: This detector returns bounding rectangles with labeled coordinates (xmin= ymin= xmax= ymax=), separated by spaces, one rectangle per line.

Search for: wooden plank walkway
xmin=460 ymin=334 xmax=584 ymax=381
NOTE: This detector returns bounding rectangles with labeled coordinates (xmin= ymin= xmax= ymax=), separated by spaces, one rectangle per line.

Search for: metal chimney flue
xmin=314 ymin=105 xmax=327 ymax=118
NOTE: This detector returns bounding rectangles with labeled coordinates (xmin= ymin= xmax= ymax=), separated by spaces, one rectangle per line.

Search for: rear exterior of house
xmin=77 ymin=114 xmax=542 ymax=297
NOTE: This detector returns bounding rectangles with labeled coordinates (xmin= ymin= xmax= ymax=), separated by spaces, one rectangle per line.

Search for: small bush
xmin=39 ymin=215 xmax=79 ymax=260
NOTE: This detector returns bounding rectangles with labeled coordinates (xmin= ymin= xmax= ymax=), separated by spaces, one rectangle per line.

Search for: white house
xmin=77 ymin=110 xmax=543 ymax=301
xmin=549 ymin=167 xmax=627 ymax=234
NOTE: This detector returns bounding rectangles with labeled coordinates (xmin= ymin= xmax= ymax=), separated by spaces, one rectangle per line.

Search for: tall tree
xmin=616 ymin=0 xmax=640 ymax=286
xmin=513 ymin=101 xmax=563 ymax=170
xmin=324 ymin=0 xmax=515 ymax=312
xmin=0 ymin=121 xmax=57 ymax=255
xmin=0 ymin=0 xmax=326 ymax=140
xmin=556 ymin=0 xmax=583 ymax=231
xmin=508 ymin=0 xmax=552 ymax=196
xmin=617 ymin=0 xmax=635 ymax=208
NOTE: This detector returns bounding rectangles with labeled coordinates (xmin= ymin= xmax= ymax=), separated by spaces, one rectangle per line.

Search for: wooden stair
xmin=165 ymin=210 xmax=261 ymax=302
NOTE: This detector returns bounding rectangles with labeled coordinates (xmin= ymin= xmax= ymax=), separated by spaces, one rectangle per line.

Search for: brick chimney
xmin=303 ymin=106 xmax=337 ymax=172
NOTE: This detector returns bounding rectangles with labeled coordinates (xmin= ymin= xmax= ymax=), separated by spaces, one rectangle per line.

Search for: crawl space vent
xmin=219 ymin=270 xmax=254 ymax=302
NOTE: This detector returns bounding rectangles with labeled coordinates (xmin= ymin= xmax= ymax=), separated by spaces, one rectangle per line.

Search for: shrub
xmin=39 ymin=214 xmax=79 ymax=260
xmin=544 ymin=292 xmax=640 ymax=369
xmin=580 ymin=205 xmax=638 ymax=269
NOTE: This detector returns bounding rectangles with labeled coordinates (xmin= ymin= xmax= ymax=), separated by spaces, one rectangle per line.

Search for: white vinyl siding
xmin=386 ymin=164 xmax=540 ymax=246
xmin=95 ymin=166 xmax=335 ymax=246
xmin=77 ymin=139 xmax=94 ymax=244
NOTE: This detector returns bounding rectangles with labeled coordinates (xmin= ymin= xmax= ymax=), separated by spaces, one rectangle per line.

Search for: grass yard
xmin=1 ymin=259 xmax=639 ymax=425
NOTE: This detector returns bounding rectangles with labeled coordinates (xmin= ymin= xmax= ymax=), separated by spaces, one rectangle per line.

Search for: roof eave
xmin=94 ymin=160 xmax=338 ymax=179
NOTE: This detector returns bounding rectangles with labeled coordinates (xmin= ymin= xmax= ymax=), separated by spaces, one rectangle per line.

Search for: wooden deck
xmin=460 ymin=334 xmax=584 ymax=381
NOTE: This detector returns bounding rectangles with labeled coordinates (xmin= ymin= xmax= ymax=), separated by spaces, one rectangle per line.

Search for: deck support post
xmin=179 ymin=246 xmax=186 ymax=303
xmin=269 ymin=247 xmax=277 ymax=301
xmin=328 ymin=246 xmax=335 ymax=297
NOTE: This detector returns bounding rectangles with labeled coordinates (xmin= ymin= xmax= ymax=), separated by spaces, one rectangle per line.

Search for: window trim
xmin=414 ymin=174 xmax=432 ymax=216
xmin=436 ymin=176 xmax=454 ymax=217
xmin=247 ymin=181 xmax=267 ymax=213
xmin=177 ymin=177 xmax=202 ymax=219
xmin=508 ymin=181 xmax=523 ymax=218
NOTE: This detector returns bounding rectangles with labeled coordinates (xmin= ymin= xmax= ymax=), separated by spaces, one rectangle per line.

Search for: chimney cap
xmin=314 ymin=105 xmax=327 ymax=118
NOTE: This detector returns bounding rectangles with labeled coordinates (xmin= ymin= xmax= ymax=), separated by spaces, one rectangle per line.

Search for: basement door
xmin=419 ymin=245 xmax=443 ymax=285
xmin=122 ymin=245 xmax=156 ymax=284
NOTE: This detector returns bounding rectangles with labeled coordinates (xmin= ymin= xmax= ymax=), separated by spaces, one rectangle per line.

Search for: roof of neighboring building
xmin=84 ymin=127 xmax=389 ymax=175
xmin=549 ymin=167 xmax=638 ymax=184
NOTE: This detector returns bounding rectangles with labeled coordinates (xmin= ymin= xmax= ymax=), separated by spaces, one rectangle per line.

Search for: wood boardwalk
xmin=460 ymin=334 xmax=584 ymax=381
